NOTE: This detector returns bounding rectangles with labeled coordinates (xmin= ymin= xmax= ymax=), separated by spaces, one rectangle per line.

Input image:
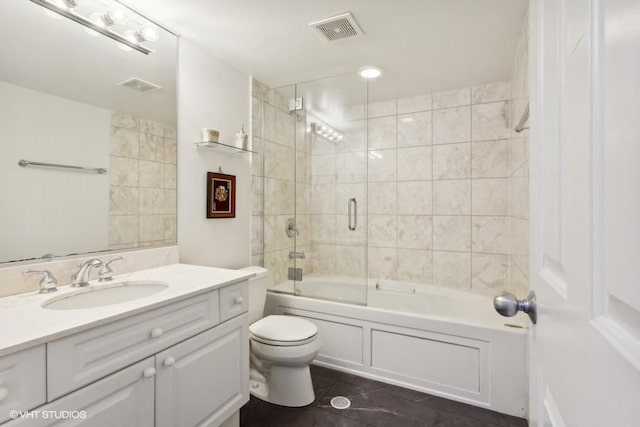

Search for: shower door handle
xmin=348 ymin=198 xmax=357 ymax=231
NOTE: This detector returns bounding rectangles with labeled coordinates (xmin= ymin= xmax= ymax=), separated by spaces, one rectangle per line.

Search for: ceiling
xmin=125 ymin=0 xmax=528 ymax=100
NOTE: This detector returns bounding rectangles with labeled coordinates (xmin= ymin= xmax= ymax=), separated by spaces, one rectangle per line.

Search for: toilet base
xmin=249 ymin=365 xmax=316 ymax=407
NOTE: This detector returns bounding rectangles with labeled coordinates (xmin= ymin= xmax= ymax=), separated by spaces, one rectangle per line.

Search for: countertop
xmin=0 ymin=263 xmax=254 ymax=357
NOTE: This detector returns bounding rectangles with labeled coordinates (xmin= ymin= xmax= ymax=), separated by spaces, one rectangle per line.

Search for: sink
xmin=42 ymin=281 xmax=169 ymax=310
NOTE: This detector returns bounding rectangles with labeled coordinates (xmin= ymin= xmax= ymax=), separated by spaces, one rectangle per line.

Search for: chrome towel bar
xmin=18 ymin=159 xmax=107 ymax=175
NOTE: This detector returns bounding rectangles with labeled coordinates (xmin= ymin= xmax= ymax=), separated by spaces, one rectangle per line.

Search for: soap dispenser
xmin=235 ymin=125 xmax=249 ymax=150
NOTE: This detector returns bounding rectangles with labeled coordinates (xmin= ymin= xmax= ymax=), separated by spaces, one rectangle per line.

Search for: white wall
xmin=177 ymin=40 xmax=251 ymax=268
xmin=0 ymin=81 xmax=110 ymax=262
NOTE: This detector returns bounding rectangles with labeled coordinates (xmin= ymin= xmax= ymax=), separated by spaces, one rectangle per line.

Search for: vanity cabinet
xmin=2 ymin=281 xmax=249 ymax=427
xmin=0 ymin=346 xmax=46 ymax=424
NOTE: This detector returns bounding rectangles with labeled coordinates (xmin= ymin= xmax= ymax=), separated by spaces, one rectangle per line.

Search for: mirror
xmin=0 ymin=0 xmax=178 ymax=264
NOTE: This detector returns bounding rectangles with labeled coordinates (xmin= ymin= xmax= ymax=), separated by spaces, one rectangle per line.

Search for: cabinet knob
xmin=143 ymin=367 xmax=156 ymax=378
xmin=0 ymin=387 xmax=8 ymax=403
xmin=150 ymin=328 xmax=164 ymax=338
xmin=234 ymin=296 xmax=244 ymax=305
xmin=164 ymin=357 xmax=175 ymax=367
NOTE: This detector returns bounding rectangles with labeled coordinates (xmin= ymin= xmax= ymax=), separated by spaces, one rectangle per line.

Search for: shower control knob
xmin=493 ymin=291 xmax=537 ymax=324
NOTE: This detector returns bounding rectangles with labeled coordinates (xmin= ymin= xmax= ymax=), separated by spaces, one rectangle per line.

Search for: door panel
xmin=530 ymin=0 xmax=640 ymax=426
xmin=293 ymin=74 xmax=368 ymax=305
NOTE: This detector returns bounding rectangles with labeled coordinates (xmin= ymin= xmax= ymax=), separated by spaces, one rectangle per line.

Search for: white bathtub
xmin=265 ymin=275 xmax=528 ymax=418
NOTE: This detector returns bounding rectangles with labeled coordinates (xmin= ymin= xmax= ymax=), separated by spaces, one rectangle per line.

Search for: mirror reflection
xmin=0 ymin=0 xmax=178 ymax=263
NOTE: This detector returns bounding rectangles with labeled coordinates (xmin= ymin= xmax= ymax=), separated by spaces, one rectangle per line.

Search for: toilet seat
xmin=250 ymin=315 xmax=318 ymax=347
xmin=250 ymin=333 xmax=317 ymax=347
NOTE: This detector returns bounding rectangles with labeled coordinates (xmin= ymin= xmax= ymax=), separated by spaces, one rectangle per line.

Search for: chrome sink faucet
xmin=71 ymin=258 xmax=103 ymax=287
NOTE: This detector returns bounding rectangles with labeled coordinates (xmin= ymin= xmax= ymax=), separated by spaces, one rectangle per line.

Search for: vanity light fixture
xmin=310 ymin=122 xmax=344 ymax=142
xmin=358 ymin=66 xmax=383 ymax=79
xmin=31 ymin=0 xmax=155 ymax=55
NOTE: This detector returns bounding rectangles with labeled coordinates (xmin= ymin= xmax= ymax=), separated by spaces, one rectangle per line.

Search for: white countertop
xmin=0 ymin=263 xmax=253 ymax=357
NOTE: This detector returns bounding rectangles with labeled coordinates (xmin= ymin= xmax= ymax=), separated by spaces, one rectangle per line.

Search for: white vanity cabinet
xmin=2 ymin=281 xmax=249 ymax=427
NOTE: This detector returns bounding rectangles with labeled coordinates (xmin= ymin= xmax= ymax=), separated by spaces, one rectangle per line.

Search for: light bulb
xmin=358 ymin=66 xmax=384 ymax=79
xmin=138 ymin=24 xmax=159 ymax=42
xmin=103 ymin=8 xmax=127 ymax=26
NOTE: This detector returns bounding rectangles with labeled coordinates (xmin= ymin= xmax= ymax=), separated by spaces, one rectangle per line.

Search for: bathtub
xmin=265 ymin=275 xmax=528 ymax=418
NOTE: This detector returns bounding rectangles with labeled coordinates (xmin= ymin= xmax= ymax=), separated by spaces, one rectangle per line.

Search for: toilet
xmin=242 ymin=267 xmax=321 ymax=407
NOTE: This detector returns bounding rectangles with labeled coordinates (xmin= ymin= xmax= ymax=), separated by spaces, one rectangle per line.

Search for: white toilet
xmin=242 ymin=267 xmax=321 ymax=407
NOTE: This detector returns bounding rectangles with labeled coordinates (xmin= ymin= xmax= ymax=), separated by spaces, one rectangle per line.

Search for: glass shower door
xmin=292 ymin=73 xmax=368 ymax=305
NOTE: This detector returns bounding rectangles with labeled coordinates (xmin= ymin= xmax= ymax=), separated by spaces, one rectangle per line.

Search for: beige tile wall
xmin=251 ymin=75 xmax=529 ymax=295
xmin=109 ymin=113 xmax=177 ymax=250
xmin=508 ymin=14 xmax=530 ymax=296
xmin=305 ymin=81 xmax=515 ymax=292
xmin=250 ymin=80 xmax=304 ymax=286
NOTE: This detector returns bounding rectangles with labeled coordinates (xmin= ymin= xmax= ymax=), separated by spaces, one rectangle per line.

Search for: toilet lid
xmin=249 ymin=315 xmax=318 ymax=343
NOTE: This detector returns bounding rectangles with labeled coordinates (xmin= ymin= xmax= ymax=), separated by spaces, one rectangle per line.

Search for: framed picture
xmin=207 ymin=172 xmax=236 ymax=218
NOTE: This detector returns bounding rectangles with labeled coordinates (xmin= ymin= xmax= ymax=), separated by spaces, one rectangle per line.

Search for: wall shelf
xmin=194 ymin=141 xmax=255 ymax=154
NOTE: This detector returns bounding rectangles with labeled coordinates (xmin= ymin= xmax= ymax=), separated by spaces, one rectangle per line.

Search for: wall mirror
xmin=0 ymin=0 xmax=178 ymax=264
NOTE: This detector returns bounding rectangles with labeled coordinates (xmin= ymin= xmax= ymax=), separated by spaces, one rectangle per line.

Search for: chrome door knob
xmin=493 ymin=291 xmax=537 ymax=324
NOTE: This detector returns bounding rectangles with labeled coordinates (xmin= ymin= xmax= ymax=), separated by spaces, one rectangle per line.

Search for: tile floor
xmin=240 ymin=365 xmax=528 ymax=427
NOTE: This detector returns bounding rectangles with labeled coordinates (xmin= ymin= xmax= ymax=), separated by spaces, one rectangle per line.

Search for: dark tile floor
xmin=241 ymin=365 xmax=528 ymax=427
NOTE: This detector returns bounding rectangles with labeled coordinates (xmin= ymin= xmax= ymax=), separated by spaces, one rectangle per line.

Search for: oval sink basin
xmin=43 ymin=281 xmax=169 ymax=310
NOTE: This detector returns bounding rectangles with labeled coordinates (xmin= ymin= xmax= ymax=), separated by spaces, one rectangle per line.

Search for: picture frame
xmin=206 ymin=172 xmax=236 ymax=218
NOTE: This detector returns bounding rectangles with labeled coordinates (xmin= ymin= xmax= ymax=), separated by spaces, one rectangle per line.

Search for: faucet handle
xmin=98 ymin=257 xmax=124 ymax=282
xmin=24 ymin=270 xmax=58 ymax=294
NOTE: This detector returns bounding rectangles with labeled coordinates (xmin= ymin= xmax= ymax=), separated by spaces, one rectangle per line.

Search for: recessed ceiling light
xmin=359 ymin=66 xmax=383 ymax=79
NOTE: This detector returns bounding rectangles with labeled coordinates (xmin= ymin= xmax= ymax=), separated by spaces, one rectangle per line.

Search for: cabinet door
xmin=8 ymin=357 xmax=155 ymax=427
xmin=155 ymin=314 xmax=248 ymax=427
xmin=0 ymin=346 xmax=46 ymax=424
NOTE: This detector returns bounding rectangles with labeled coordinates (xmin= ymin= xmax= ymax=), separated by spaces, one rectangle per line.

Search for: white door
xmin=529 ymin=0 xmax=640 ymax=426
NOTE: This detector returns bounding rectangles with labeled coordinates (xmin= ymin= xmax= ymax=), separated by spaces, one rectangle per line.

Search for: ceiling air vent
xmin=116 ymin=77 xmax=162 ymax=92
xmin=309 ymin=12 xmax=363 ymax=42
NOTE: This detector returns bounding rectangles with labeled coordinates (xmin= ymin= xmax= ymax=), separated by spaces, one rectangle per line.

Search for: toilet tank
xmin=239 ymin=266 xmax=270 ymax=324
